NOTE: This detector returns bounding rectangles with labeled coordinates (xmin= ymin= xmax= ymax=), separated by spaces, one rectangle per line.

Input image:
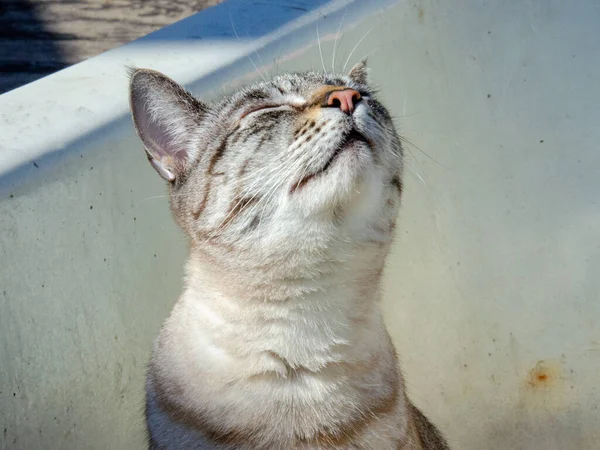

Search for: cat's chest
xmin=164 ymin=291 xmax=358 ymax=377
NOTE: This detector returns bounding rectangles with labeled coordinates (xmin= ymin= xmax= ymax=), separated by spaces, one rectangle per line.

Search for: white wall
xmin=1 ymin=0 xmax=599 ymax=448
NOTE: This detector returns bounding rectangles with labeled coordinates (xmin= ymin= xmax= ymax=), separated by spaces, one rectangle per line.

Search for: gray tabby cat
xmin=129 ymin=61 xmax=449 ymax=450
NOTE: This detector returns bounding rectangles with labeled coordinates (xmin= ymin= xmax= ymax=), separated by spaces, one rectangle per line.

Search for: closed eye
xmin=240 ymin=104 xmax=294 ymax=120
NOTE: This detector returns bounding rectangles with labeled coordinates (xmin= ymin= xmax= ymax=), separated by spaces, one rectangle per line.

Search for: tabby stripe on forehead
xmin=208 ymin=139 xmax=227 ymax=176
xmin=238 ymin=158 xmax=251 ymax=177
xmin=236 ymin=132 xmax=275 ymax=178
xmin=232 ymin=121 xmax=276 ymax=147
xmin=192 ymin=187 xmax=209 ymax=221
xmin=256 ymin=132 xmax=274 ymax=151
xmin=230 ymin=90 xmax=271 ymax=112
xmin=249 ymin=121 xmax=277 ymax=135
xmin=192 ymin=138 xmax=228 ymax=220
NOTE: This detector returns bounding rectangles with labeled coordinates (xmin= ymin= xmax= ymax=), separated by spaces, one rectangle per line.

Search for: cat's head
xmin=129 ymin=62 xmax=402 ymax=259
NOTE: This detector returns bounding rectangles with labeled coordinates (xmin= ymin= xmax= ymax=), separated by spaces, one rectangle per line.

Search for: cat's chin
xmin=288 ymin=142 xmax=376 ymax=214
xmin=290 ymin=132 xmax=371 ymax=195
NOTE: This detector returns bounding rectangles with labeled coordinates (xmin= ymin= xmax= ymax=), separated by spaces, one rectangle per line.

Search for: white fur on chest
xmin=151 ymin=246 xmax=397 ymax=446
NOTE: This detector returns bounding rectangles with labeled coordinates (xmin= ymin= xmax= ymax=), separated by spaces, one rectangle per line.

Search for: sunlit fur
xmin=130 ymin=62 xmax=449 ymax=449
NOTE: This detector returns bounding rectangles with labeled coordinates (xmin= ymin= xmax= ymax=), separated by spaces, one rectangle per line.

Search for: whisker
xmin=290 ymin=129 xmax=330 ymax=192
xmin=398 ymin=135 xmax=446 ymax=168
xmin=397 ymin=112 xmax=422 ymax=118
xmin=316 ymin=22 xmax=327 ymax=74
xmin=230 ymin=11 xmax=267 ymax=82
xmin=142 ymin=194 xmax=169 ymax=201
xmin=403 ymin=157 xmax=428 ymax=189
xmin=342 ymin=28 xmax=372 ymax=73
xmin=252 ymin=143 xmax=313 ymax=226
xmin=356 ymin=47 xmax=379 ymax=66
xmin=332 ymin=9 xmax=347 ymax=73
xmin=246 ymin=29 xmax=268 ymax=81
xmin=260 ymin=146 xmax=308 ymax=201
xmin=254 ymin=164 xmax=295 ymax=228
xmin=202 ymin=158 xmax=290 ymax=241
xmin=209 ymin=146 xmax=302 ymax=239
xmin=402 ymin=148 xmax=444 ymax=237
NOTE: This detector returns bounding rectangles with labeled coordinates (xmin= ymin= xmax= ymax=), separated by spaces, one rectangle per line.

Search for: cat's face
xmin=129 ymin=63 xmax=402 ymax=256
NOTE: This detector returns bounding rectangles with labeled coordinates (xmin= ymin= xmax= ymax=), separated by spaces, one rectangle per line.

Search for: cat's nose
xmin=326 ymin=89 xmax=361 ymax=114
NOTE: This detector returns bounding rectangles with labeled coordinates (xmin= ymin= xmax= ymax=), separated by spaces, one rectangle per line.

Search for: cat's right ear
xmin=128 ymin=68 xmax=207 ymax=182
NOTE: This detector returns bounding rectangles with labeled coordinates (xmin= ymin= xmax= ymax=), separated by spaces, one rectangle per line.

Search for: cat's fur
xmin=129 ymin=62 xmax=449 ymax=450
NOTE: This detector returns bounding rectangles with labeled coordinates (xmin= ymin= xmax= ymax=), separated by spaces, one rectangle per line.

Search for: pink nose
xmin=327 ymin=89 xmax=361 ymax=114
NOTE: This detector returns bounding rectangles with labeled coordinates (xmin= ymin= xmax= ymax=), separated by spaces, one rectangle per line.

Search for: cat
xmin=128 ymin=61 xmax=449 ymax=450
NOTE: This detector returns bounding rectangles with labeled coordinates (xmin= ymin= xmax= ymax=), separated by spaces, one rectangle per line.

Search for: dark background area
xmin=0 ymin=0 xmax=223 ymax=94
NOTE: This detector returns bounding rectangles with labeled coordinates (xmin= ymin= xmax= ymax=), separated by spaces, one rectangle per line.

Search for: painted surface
xmin=1 ymin=0 xmax=599 ymax=448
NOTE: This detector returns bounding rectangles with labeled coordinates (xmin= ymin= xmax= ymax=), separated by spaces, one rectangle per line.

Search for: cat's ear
xmin=348 ymin=59 xmax=369 ymax=85
xmin=128 ymin=68 xmax=207 ymax=182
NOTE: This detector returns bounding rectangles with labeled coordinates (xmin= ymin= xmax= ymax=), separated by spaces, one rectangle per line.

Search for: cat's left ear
xmin=129 ymin=68 xmax=208 ymax=182
xmin=348 ymin=59 xmax=369 ymax=85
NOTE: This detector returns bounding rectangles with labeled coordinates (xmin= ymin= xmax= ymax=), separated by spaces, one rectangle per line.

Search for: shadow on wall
xmin=0 ymin=0 xmax=374 ymax=195
xmin=0 ymin=0 xmax=67 ymax=94
xmin=0 ymin=0 xmax=334 ymax=95
xmin=144 ymin=0 xmax=332 ymax=41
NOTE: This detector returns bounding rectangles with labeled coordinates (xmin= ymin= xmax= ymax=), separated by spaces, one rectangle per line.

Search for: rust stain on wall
xmin=520 ymin=359 xmax=570 ymax=412
xmin=527 ymin=360 xmax=559 ymax=389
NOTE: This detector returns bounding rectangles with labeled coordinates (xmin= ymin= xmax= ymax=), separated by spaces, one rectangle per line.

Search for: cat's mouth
xmin=290 ymin=129 xmax=370 ymax=193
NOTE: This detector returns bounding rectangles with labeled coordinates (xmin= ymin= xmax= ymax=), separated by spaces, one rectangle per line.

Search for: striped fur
xmin=129 ymin=62 xmax=449 ymax=450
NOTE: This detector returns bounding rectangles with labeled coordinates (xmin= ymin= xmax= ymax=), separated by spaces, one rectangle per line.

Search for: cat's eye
xmin=240 ymin=104 xmax=293 ymax=120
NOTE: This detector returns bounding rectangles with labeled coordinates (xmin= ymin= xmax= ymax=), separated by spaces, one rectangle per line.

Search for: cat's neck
xmin=150 ymin=241 xmax=405 ymax=450
xmin=178 ymin=241 xmax=389 ymax=375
